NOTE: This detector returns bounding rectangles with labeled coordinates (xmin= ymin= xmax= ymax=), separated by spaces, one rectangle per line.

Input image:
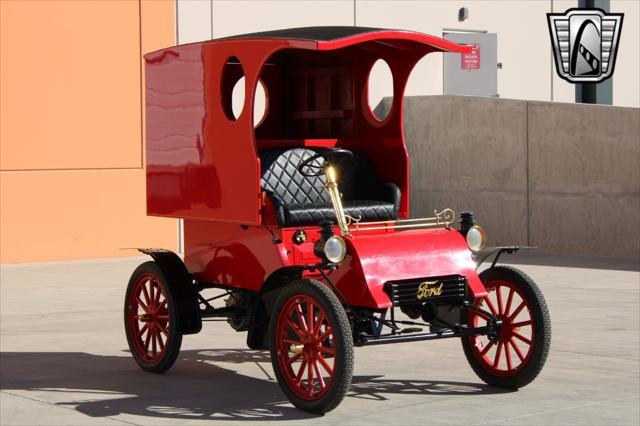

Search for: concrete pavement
xmin=1 ymin=253 xmax=638 ymax=425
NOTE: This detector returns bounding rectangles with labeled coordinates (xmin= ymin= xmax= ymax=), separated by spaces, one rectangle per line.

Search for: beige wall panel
xmin=358 ymin=1 xmax=554 ymax=103
xmin=528 ymin=102 xmax=640 ymax=256
xmin=0 ymin=169 xmax=177 ymax=263
xmin=402 ymin=96 xmax=528 ymax=247
xmin=0 ymin=0 xmax=142 ymax=170
xmin=611 ymin=0 xmax=639 ymax=108
xmin=210 ymin=0 xmax=354 ymax=38
xmin=177 ymin=0 xmax=212 ymax=43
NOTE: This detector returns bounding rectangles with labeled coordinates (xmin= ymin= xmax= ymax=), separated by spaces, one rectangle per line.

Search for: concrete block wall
xmin=396 ymin=96 xmax=639 ymax=257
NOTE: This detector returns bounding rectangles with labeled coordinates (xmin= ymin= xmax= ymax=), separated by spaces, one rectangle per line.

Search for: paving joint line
xmin=0 ymin=389 xmax=141 ymax=426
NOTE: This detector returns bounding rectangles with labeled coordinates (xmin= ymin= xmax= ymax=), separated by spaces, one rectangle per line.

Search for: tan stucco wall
xmin=401 ymin=96 xmax=640 ymax=257
xmin=0 ymin=0 xmax=178 ymax=263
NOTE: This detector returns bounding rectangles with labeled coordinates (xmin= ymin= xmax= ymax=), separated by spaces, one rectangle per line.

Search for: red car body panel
xmin=144 ymin=29 xmax=471 ymax=222
xmin=185 ymin=220 xmax=486 ymax=309
xmin=147 ymin=27 xmax=485 ymax=310
xmin=336 ymin=228 xmax=486 ymax=308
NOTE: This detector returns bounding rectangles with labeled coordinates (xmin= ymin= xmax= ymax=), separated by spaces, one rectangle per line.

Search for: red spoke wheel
xmin=124 ymin=262 xmax=182 ymax=373
xmin=269 ymin=279 xmax=353 ymax=414
xmin=462 ymin=266 xmax=551 ymax=389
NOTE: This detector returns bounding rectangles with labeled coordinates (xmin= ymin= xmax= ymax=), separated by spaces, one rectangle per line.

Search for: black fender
xmin=474 ymin=246 xmax=535 ymax=270
xmin=138 ymin=249 xmax=202 ymax=335
xmin=246 ymin=266 xmax=303 ymax=350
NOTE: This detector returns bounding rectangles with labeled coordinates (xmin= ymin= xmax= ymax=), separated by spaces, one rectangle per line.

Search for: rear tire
xmin=124 ymin=261 xmax=182 ymax=373
xmin=462 ymin=266 xmax=551 ymax=389
xmin=269 ymin=279 xmax=353 ymax=413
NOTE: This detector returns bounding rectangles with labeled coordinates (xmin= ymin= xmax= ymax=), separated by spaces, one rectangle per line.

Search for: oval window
xmin=231 ymin=76 xmax=245 ymax=120
xmin=222 ymin=56 xmax=244 ymax=121
xmin=367 ymin=59 xmax=394 ymax=121
xmin=254 ymin=79 xmax=268 ymax=127
xmin=231 ymin=77 xmax=268 ymax=127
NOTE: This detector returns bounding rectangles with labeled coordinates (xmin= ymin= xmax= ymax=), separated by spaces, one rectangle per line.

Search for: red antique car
xmin=125 ymin=27 xmax=551 ymax=413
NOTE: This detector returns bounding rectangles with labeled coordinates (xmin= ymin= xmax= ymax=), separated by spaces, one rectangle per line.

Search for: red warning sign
xmin=461 ymin=44 xmax=480 ymax=69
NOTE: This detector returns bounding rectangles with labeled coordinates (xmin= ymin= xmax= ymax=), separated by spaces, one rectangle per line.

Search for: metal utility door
xmin=443 ymin=31 xmax=498 ymax=97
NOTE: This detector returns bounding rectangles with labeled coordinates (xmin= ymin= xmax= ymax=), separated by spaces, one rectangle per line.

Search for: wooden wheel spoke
xmin=480 ymin=340 xmax=495 ymax=356
xmin=151 ymin=328 xmax=157 ymax=356
xmin=295 ymin=360 xmax=307 ymax=384
xmin=286 ymin=318 xmax=305 ymax=339
xmin=312 ymin=360 xmax=325 ymax=389
xmin=145 ymin=280 xmax=156 ymax=308
xmin=504 ymin=288 xmax=515 ymax=317
xmin=154 ymin=284 xmax=162 ymax=306
xmin=295 ymin=304 xmax=309 ymax=334
xmin=283 ymin=338 xmax=303 ymax=346
xmin=513 ymin=331 xmax=532 ymax=345
xmin=157 ymin=322 xmax=169 ymax=336
xmin=497 ymin=287 xmax=504 ymax=315
xmin=316 ymin=353 xmax=333 ymax=375
xmin=136 ymin=298 xmax=149 ymax=312
xmin=319 ymin=346 xmax=335 ymax=356
xmin=158 ymin=299 xmax=168 ymax=310
xmin=308 ymin=302 xmax=315 ymax=337
xmin=505 ymin=340 xmax=513 ymax=370
xmin=510 ymin=338 xmax=525 ymax=361
xmin=142 ymin=283 xmax=151 ymax=306
xmin=509 ymin=301 xmax=526 ymax=320
xmin=313 ymin=312 xmax=326 ymax=336
xmin=317 ymin=328 xmax=333 ymax=343
xmin=484 ymin=296 xmax=498 ymax=316
xmin=156 ymin=315 xmax=169 ymax=321
xmin=287 ymin=353 xmax=303 ymax=365
xmin=512 ymin=320 xmax=532 ymax=328
xmin=157 ymin=331 xmax=166 ymax=350
xmin=137 ymin=323 xmax=149 ymax=339
xmin=493 ymin=341 xmax=503 ymax=368
xmin=306 ymin=361 xmax=314 ymax=392
xmin=144 ymin=328 xmax=152 ymax=352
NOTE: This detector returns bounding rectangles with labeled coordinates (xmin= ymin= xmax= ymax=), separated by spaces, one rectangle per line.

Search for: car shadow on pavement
xmin=0 ymin=349 xmax=511 ymax=421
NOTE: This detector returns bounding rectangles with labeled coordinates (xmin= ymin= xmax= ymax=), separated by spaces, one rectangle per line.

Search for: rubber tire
xmin=269 ymin=279 xmax=354 ymax=414
xmin=462 ymin=266 xmax=551 ymax=389
xmin=124 ymin=261 xmax=183 ymax=373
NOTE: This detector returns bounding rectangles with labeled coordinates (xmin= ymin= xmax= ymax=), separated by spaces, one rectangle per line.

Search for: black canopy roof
xmin=221 ymin=26 xmax=392 ymax=42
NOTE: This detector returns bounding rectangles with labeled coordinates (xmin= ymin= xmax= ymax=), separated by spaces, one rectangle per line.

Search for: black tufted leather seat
xmin=260 ymin=147 xmax=401 ymax=227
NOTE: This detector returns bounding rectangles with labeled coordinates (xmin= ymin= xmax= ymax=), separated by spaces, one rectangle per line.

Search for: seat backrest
xmin=259 ymin=147 xmax=382 ymax=206
xmin=259 ymin=148 xmax=331 ymax=206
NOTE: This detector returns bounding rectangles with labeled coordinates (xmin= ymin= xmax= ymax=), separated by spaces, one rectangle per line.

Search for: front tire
xmin=462 ymin=266 xmax=551 ymax=389
xmin=269 ymin=279 xmax=353 ymax=414
xmin=124 ymin=261 xmax=182 ymax=373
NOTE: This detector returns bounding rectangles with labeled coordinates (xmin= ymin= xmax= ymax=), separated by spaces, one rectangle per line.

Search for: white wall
xmin=175 ymin=0 xmax=639 ymax=108
xmin=611 ymin=0 xmax=640 ymax=108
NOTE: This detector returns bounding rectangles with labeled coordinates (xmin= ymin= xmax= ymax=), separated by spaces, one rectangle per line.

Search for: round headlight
xmin=466 ymin=225 xmax=486 ymax=252
xmin=324 ymin=236 xmax=347 ymax=263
